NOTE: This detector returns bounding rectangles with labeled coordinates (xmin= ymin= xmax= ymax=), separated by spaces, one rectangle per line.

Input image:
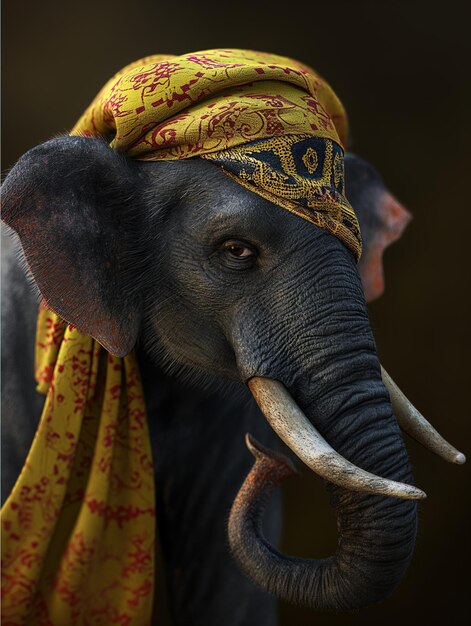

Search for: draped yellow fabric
xmin=1 ymin=306 xmax=155 ymax=624
xmin=1 ymin=49 xmax=358 ymax=625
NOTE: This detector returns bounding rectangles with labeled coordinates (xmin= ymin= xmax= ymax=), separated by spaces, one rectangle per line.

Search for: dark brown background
xmin=2 ymin=1 xmax=470 ymax=624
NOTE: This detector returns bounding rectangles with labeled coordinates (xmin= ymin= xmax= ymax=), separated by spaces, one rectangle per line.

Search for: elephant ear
xmin=344 ymin=153 xmax=412 ymax=302
xmin=1 ymin=136 xmax=145 ymax=357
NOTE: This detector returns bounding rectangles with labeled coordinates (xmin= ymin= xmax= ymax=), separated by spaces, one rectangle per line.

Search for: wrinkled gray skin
xmin=1 ymin=138 xmax=416 ymax=626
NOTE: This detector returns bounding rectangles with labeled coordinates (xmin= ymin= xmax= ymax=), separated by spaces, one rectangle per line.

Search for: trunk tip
xmin=245 ymin=433 xmax=299 ymax=476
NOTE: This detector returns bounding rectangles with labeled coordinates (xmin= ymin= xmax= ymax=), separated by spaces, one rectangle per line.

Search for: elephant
xmin=1 ymin=136 xmax=464 ymax=626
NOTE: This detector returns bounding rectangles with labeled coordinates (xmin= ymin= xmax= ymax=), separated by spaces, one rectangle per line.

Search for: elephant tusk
xmin=248 ymin=376 xmax=426 ymax=500
xmin=381 ymin=367 xmax=466 ymax=465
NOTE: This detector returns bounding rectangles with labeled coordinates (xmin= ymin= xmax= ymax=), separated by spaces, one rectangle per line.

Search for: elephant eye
xmin=222 ymin=240 xmax=257 ymax=259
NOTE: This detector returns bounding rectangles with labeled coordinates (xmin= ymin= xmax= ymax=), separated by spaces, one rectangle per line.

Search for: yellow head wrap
xmin=1 ymin=49 xmax=359 ymax=626
xmin=72 ymin=48 xmax=361 ymax=258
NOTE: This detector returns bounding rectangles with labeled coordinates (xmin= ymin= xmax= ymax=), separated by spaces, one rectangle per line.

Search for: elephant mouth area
xmin=246 ymin=375 xmax=427 ymax=500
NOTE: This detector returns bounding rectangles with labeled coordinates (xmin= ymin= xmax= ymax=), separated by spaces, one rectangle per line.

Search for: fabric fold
xmin=1 ymin=305 xmax=155 ymax=625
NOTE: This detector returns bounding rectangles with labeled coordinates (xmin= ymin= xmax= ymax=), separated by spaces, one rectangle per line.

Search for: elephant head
xmin=1 ymin=135 xmax=463 ymax=611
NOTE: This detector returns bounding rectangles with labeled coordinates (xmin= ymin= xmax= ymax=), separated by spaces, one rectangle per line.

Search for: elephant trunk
xmin=228 ymin=368 xmax=418 ymax=609
xmin=229 ymin=242 xmax=421 ymax=609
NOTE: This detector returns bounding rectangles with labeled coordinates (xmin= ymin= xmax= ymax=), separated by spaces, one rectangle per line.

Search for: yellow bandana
xmin=1 ymin=49 xmax=358 ymax=625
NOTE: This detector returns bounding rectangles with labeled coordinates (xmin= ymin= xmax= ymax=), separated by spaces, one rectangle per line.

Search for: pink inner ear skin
xmin=360 ymin=191 xmax=412 ymax=303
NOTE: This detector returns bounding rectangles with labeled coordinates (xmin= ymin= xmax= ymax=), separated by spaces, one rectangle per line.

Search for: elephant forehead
xmin=164 ymin=160 xmax=319 ymax=244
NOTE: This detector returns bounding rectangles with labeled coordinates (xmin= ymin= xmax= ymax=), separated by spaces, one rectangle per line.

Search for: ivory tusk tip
xmin=381 ymin=366 xmax=465 ymax=468
xmin=413 ymin=488 xmax=427 ymax=500
xmin=454 ymin=452 xmax=466 ymax=465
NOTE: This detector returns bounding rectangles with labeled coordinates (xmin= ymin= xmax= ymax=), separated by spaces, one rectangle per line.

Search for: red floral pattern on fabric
xmin=1 ymin=306 xmax=155 ymax=625
xmin=72 ymin=49 xmax=348 ymax=160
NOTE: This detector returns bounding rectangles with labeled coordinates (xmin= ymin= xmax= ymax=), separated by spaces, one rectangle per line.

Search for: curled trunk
xmin=228 ymin=420 xmax=417 ymax=610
